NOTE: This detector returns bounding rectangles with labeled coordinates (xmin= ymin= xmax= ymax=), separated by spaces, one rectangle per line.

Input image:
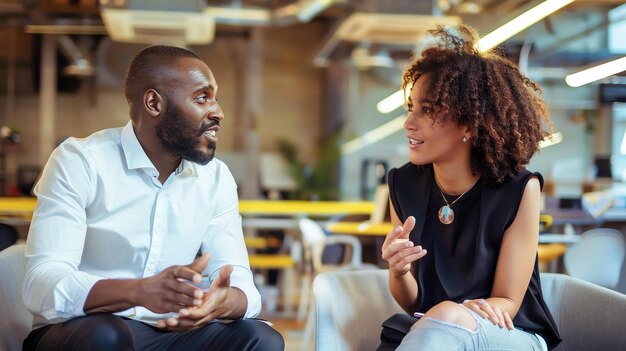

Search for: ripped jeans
xmin=396 ymin=305 xmax=547 ymax=351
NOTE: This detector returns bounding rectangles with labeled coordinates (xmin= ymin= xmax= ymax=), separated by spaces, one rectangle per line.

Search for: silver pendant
xmin=438 ymin=205 xmax=454 ymax=224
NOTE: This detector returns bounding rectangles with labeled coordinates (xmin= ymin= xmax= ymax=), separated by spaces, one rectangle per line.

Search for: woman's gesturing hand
xmin=381 ymin=216 xmax=427 ymax=278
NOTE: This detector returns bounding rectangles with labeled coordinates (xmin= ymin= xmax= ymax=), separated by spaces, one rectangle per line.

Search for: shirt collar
xmin=176 ymin=159 xmax=198 ymax=177
xmin=121 ymin=121 xmax=198 ymax=177
xmin=121 ymin=121 xmax=154 ymax=171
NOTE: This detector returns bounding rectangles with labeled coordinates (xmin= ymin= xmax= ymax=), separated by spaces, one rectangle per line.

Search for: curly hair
xmin=402 ymin=25 xmax=553 ymax=184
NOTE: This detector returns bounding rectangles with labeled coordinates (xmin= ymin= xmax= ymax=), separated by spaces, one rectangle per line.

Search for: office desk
xmin=0 ymin=198 xmax=37 ymax=219
xmin=239 ymin=200 xmax=374 ymax=216
xmin=0 ymin=198 xmax=375 ymax=218
xmin=538 ymin=234 xmax=580 ymax=244
xmin=541 ymin=209 xmax=602 ymax=227
xmin=327 ymin=221 xmax=577 ymax=264
xmin=327 ymin=221 xmax=393 ymax=236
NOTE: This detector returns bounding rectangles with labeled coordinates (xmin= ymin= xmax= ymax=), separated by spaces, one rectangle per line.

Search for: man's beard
xmin=155 ymin=103 xmax=217 ymax=165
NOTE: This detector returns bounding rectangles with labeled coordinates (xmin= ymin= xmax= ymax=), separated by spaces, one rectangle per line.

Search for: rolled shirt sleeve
xmin=203 ymin=164 xmax=261 ymax=319
xmin=212 ymin=262 xmax=262 ymax=319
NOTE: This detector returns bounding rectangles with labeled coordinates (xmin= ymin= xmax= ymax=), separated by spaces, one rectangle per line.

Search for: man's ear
xmin=144 ymin=89 xmax=164 ymax=117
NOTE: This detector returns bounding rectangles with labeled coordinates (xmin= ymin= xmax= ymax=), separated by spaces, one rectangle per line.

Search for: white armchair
xmin=297 ymin=218 xmax=377 ymax=320
xmin=313 ymin=269 xmax=626 ymax=351
xmin=298 ymin=218 xmax=377 ymax=350
xmin=0 ymin=244 xmax=32 ymax=351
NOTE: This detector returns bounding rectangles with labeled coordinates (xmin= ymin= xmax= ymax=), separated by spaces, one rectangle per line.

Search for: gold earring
xmin=462 ymin=136 xmax=468 ymax=143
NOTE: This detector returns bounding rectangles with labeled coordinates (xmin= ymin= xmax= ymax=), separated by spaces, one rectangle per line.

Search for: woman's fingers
xmin=502 ymin=311 xmax=514 ymax=330
xmin=383 ymin=216 xmax=416 ymax=250
xmin=382 ymin=226 xmax=404 ymax=251
xmin=388 ymin=246 xmax=425 ymax=267
xmin=463 ymin=299 xmax=513 ymax=330
xmin=402 ymin=216 xmax=416 ymax=235
xmin=382 ymin=241 xmax=414 ymax=260
xmin=387 ymin=246 xmax=425 ymax=275
xmin=492 ymin=305 xmax=505 ymax=328
xmin=465 ymin=299 xmax=491 ymax=320
xmin=479 ymin=301 xmax=499 ymax=325
xmin=400 ymin=249 xmax=428 ymax=264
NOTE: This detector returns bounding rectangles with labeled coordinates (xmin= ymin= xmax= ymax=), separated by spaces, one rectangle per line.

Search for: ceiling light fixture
xmin=351 ymin=42 xmax=395 ymax=69
xmin=341 ymin=116 xmax=405 ymax=154
xmin=539 ymin=132 xmax=563 ymax=149
xmin=565 ymin=56 xmax=626 ymax=87
xmin=376 ymin=0 xmax=575 ymax=114
xmin=476 ymin=0 xmax=575 ymax=52
xmin=376 ymin=87 xmax=411 ymax=114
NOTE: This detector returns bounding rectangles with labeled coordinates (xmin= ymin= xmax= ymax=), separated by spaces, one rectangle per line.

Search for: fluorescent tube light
xmin=476 ymin=0 xmax=575 ymax=52
xmin=341 ymin=116 xmax=405 ymax=154
xmin=565 ymin=56 xmax=626 ymax=87
xmin=376 ymin=88 xmax=410 ymax=114
xmin=539 ymin=132 xmax=563 ymax=149
xmin=205 ymin=7 xmax=271 ymax=22
xmin=376 ymin=0 xmax=575 ymax=114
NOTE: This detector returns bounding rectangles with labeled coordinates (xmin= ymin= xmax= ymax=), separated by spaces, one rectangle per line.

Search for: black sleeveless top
xmin=388 ymin=163 xmax=561 ymax=350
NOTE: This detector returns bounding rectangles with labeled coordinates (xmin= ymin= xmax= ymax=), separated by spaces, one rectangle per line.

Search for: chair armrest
xmin=541 ymin=273 xmax=626 ymax=351
xmin=313 ymin=269 xmax=403 ymax=351
xmin=0 ymin=244 xmax=32 ymax=351
xmin=312 ymin=271 xmax=626 ymax=351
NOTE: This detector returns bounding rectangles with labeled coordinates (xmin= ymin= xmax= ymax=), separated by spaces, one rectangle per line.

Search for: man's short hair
xmin=124 ymin=45 xmax=200 ymax=112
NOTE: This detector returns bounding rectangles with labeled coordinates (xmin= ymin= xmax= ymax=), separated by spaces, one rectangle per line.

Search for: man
xmin=22 ymin=45 xmax=284 ymax=350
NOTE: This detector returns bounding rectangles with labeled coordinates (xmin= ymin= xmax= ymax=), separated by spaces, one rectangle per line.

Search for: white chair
xmin=297 ymin=217 xmax=377 ymax=350
xmin=299 ymin=217 xmax=366 ymax=273
xmin=297 ymin=218 xmax=377 ymax=318
xmin=563 ymin=228 xmax=625 ymax=289
xmin=313 ymin=269 xmax=626 ymax=351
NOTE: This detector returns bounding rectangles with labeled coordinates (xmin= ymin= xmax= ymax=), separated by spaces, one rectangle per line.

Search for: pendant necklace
xmin=434 ymin=177 xmax=471 ymax=225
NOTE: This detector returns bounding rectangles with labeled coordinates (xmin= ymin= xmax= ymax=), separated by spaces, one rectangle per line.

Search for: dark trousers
xmin=23 ymin=313 xmax=284 ymax=351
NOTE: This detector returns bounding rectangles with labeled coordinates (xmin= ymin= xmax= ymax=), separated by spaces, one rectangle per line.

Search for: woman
xmin=379 ymin=25 xmax=561 ymax=350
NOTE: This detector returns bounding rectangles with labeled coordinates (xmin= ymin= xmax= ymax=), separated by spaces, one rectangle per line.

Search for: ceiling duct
xmin=20 ymin=9 xmax=97 ymax=78
xmin=0 ymin=1 xmax=25 ymax=17
xmin=438 ymin=0 xmax=493 ymax=14
xmin=350 ymin=41 xmax=394 ymax=68
xmin=334 ymin=13 xmax=461 ymax=45
xmin=100 ymin=0 xmax=347 ymax=45
xmin=313 ymin=0 xmax=461 ymax=67
xmin=57 ymin=35 xmax=96 ymax=76
xmin=207 ymin=0 xmax=348 ymax=26
xmin=100 ymin=0 xmax=215 ymax=45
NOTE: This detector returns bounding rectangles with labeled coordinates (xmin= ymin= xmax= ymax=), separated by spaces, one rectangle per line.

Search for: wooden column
xmin=39 ymin=34 xmax=57 ymax=166
xmin=239 ymin=28 xmax=263 ymax=199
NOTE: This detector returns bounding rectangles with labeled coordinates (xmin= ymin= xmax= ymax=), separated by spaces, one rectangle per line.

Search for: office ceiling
xmin=0 ymin=0 xmax=624 ymax=72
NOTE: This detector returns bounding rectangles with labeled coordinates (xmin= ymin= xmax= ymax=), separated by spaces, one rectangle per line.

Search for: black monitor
xmin=599 ymin=84 xmax=626 ymax=103
xmin=559 ymin=197 xmax=583 ymax=210
xmin=594 ymin=157 xmax=612 ymax=179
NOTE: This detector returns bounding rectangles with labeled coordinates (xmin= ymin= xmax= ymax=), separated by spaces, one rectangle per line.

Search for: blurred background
xmin=2 ymin=1 xmax=626 ymax=349
xmin=0 ymin=0 xmax=624 ymax=201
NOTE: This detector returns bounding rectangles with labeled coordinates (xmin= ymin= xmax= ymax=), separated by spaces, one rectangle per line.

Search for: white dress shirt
xmin=23 ymin=122 xmax=261 ymax=328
